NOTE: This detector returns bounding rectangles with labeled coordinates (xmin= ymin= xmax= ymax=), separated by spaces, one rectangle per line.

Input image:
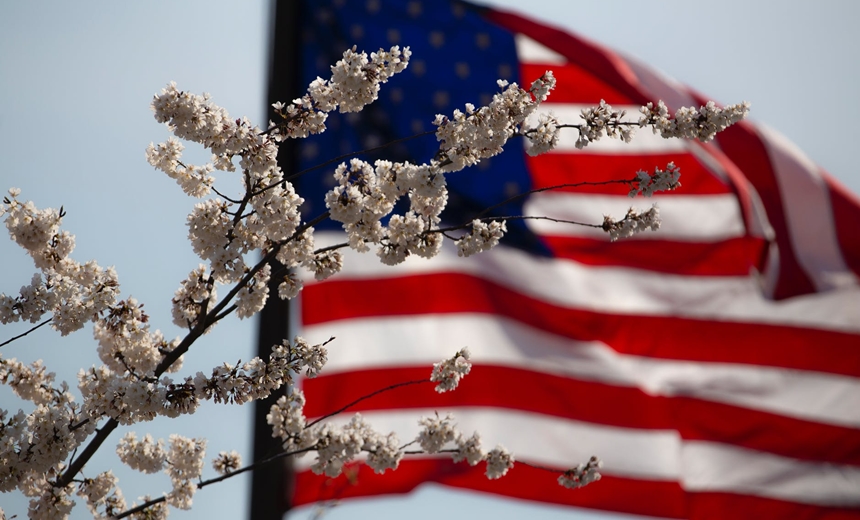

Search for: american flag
xmin=287 ymin=1 xmax=860 ymax=517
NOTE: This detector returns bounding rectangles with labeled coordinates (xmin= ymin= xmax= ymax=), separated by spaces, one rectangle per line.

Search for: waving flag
xmin=284 ymin=1 xmax=860 ymax=518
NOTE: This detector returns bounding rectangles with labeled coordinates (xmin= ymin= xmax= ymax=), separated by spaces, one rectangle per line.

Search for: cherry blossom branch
xmin=57 ymin=421 xmax=119 ymax=487
xmin=57 ymin=212 xmax=333 ymax=489
xmin=155 ymin=210 xmax=331 ymax=375
xmin=114 ymin=445 xmax=318 ymax=519
xmin=0 ymin=318 xmax=51 ymax=348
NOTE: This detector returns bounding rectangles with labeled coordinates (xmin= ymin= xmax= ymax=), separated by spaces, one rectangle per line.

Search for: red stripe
xmin=688 ymin=492 xmax=860 ymax=520
xmin=543 ymin=235 xmax=766 ymax=277
xmin=710 ymin=114 xmax=817 ymax=299
xmin=485 ymin=9 xmax=648 ymax=106
xmin=293 ymin=459 xmax=687 ymax=518
xmin=302 ymin=273 xmax=860 ymax=377
xmin=827 ymin=174 xmax=860 ymax=281
xmin=302 ymin=367 xmax=860 ymax=466
xmin=520 ymin=63 xmax=633 ymax=105
xmin=293 ymin=458 xmax=859 ymax=519
xmin=526 ymin=152 xmax=733 ymax=195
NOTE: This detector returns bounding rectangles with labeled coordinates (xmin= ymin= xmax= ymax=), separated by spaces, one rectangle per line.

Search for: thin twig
xmin=0 ymin=318 xmax=51 ymax=348
xmin=306 ymin=379 xmax=429 ymax=428
xmin=471 ymin=178 xmax=633 ymax=222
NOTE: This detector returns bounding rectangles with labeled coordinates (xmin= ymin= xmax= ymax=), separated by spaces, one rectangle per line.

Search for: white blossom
xmin=76 ymin=470 xmax=126 ymax=517
xmin=629 ymin=162 xmax=681 ymax=197
xmin=28 ymin=483 xmax=75 ymax=520
xmin=166 ymin=478 xmax=197 ymax=510
xmin=639 ymin=99 xmax=750 ymax=142
xmin=273 ymin=45 xmax=411 ymax=139
xmin=172 ymin=264 xmax=217 ymax=329
xmin=146 ymin=137 xmax=214 ymax=198
xmin=484 ymin=444 xmax=515 ymax=479
xmin=163 ymin=434 xmax=205 ymax=510
xmin=430 ymin=347 xmax=472 ymax=393
xmin=457 ymin=220 xmax=507 ymax=258
xmin=307 ymin=414 xmax=378 ymax=478
xmin=277 ymin=273 xmax=303 ymax=300
xmin=235 ymin=263 xmax=270 ymax=319
xmin=453 ymin=432 xmax=485 ymax=466
xmin=602 ymin=204 xmax=661 ymax=241
xmin=304 ymin=250 xmax=343 ymax=281
xmin=116 ymin=433 xmax=167 ymax=474
xmin=290 ymin=336 xmax=328 ymax=378
xmin=558 ymin=456 xmax=603 ymax=489
xmin=575 ymin=99 xmax=634 ymax=149
xmin=433 ymin=71 xmax=555 ymax=173
xmin=267 ymin=389 xmax=307 ymax=443
xmin=417 ymin=413 xmax=460 ymax=454
xmin=365 ymin=432 xmax=403 ymax=474
xmin=212 ymin=451 xmax=242 ymax=476
xmin=524 ymin=112 xmax=560 ymax=156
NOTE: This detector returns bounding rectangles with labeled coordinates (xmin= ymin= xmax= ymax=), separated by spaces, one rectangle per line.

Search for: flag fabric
xmin=287 ymin=1 xmax=860 ymax=518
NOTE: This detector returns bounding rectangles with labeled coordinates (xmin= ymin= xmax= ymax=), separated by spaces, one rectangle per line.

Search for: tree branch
xmin=114 ymin=446 xmax=317 ymax=519
xmin=0 ymin=318 xmax=51 ymax=348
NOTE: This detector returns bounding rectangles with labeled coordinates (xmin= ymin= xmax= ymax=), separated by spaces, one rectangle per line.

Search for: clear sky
xmin=1 ymin=1 xmax=857 ymax=519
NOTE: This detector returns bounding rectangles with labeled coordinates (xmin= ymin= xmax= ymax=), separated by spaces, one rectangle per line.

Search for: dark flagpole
xmin=251 ymin=1 xmax=302 ymax=519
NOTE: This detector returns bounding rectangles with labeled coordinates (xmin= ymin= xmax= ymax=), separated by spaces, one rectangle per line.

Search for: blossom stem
xmin=0 ymin=318 xmax=51 ymax=348
xmin=470 ymin=178 xmax=634 ymax=222
xmin=306 ymin=379 xmax=428 ymax=428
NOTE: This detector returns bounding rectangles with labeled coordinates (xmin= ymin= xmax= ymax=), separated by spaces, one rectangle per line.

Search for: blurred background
xmin=1 ymin=1 xmax=857 ymax=518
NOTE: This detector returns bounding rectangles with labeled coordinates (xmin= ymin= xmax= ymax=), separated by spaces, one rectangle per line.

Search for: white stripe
xmin=523 ymin=192 xmax=745 ymax=241
xmin=526 ymin=104 xmax=688 ymax=154
xmin=294 ymin=408 xmax=860 ymax=506
xmin=303 ymin=314 xmax=860 ymax=428
xmin=514 ymin=34 xmax=566 ymax=65
xmin=305 ymin=232 xmax=860 ymax=333
xmin=682 ymin=441 xmax=860 ymax=507
xmin=758 ymin=124 xmax=858 ymax=291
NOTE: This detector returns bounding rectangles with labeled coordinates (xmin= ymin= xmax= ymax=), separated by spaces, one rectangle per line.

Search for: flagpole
xmin=251 ymin=1 xmax=302 ymax=519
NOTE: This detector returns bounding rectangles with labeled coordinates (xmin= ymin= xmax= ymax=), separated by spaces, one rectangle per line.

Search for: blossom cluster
xmin=0 ymin=356 xmax=92 ymax=498
xmin=456 ymin=220 xmax=507 ymax=258
xmin=0 ymin=189 xmax=121 ymax=336
xmin=116 ymin=432 xmax=206 ymax=510
xmin=271 ymin=45 xmax=411 ymax=139
xmin=323 ymin=72 xmax=558 ymax=267
xmin=575 ymin=100 xmax=634 ymax=149
xmin=558 ymin=456 xmax=603 ymax=489
xmin=211 ymin=451 xmax=242 ymax=476
xmin=430 ymin=347 xmax=472 ymax=392
xmin=639 ymin=99 xmax=750 ymax=142
xmin=434 ymin=72 xmax=557 ymax=172
xmin=602 ymin=205 xmax=661 ymax=241
xmin=629 ymin=162 xmax=682 ymax=198
xmin=573 ymin=98 xmax=749 ymax=149
xmin=76 ymin=471 xmax=125 ymax=519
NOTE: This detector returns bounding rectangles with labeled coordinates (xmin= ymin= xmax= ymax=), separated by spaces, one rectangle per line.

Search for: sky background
xmin=1 ymin=1 xmax=858 ymax=519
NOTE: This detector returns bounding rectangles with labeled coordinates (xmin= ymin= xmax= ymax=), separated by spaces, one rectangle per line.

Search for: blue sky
xmin=1 ymin=1 xmax=857 ymax=519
